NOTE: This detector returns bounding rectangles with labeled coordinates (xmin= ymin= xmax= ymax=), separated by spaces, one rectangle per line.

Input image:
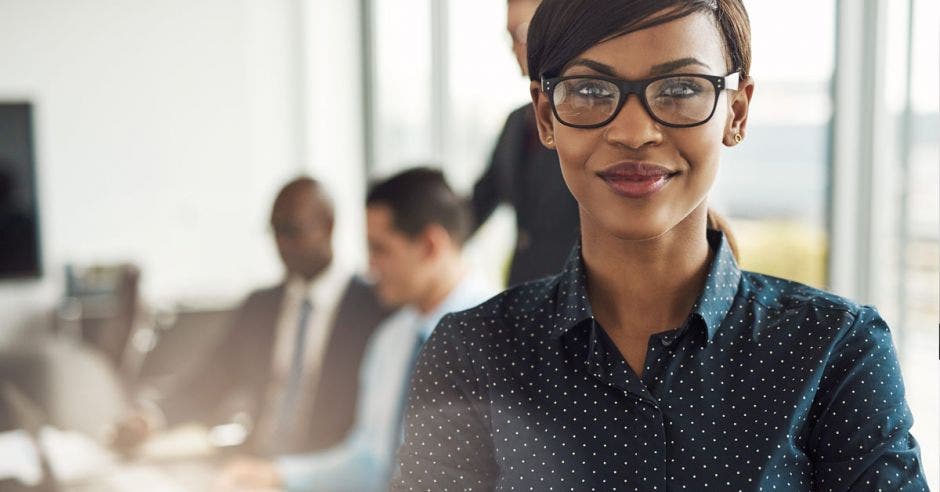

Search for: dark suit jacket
xmin=470 ymin=104 xmax=581 ymax=287
xmin=159 ymin=274 xmax=392 ymax=454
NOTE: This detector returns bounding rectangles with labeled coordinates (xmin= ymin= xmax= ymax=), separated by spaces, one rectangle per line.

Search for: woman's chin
xmin=592 ymin=221 xmax=674 ymax=242
xmin=581 ymin=208 xmax=676 ymax=242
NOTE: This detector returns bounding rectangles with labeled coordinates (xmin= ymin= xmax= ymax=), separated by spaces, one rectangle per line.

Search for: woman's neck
xmin=581 ymin=205 xmax=712 ymax=340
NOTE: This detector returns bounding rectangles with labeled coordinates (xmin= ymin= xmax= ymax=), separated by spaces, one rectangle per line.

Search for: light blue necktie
xmin=271 ymin=297 xmax=313 ymax=452
xmin=392 ymin=321 xmax=432 ymax=449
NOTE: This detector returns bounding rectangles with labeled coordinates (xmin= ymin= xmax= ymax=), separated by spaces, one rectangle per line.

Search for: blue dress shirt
xmin=391 ymin=231 xmax=928 ymax=491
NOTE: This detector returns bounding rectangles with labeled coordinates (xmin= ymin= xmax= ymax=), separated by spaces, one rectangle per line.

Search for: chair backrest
xmin=133 ymin=306 xmax=235 ymax=394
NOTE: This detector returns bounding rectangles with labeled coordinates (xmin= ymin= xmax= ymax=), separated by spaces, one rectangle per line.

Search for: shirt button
xmin=660 ymin=336 xmax=674 ymax=348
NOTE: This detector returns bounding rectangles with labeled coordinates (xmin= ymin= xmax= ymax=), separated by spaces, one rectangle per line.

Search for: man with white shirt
xmin=112 ymin=177 xmax=391 ymax=456
xmin=219 ymin=167 xmax=493 ymax=491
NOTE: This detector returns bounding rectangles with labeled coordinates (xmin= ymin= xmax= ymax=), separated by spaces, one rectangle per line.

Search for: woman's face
xmin=531 ymin=11 xmax=753 ymax=241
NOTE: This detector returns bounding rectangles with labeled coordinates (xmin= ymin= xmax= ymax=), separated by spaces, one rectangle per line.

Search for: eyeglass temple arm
xmin=724 ymin=71 xmax=741 ymax=91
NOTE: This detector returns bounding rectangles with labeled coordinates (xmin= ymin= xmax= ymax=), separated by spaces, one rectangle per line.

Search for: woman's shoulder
xmin=740 ymin=270 xmax=860 ymax=312
xmin=738 ymin=269 xmax=886 ymax=336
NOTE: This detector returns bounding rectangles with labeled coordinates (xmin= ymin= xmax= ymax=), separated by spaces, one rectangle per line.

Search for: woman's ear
xmin=530 ymin=80 xmax=557 ymax=149
xmin=724 ymin=76 xmax=755 ymax=146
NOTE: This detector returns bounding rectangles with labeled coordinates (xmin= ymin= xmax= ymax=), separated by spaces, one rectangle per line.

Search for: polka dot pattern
xmin=390 ymin=231 xmax=928 ymax=491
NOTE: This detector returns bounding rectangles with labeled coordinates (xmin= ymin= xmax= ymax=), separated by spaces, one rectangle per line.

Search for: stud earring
xmin=733 ymin=133 xmax=743 ymax=144
xmin=545 ymin=135 xmax=554 ymax=145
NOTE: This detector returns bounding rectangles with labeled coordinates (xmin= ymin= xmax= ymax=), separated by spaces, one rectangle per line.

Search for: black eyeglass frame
xmin=541 ymin=71 xmax=741 ymax=129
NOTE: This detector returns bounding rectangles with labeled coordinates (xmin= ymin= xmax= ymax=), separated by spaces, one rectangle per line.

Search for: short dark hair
xmin=527 ymin=0 xmax=751 ymax=81
xmin=366 ymin=167 xmax=471 ymax=246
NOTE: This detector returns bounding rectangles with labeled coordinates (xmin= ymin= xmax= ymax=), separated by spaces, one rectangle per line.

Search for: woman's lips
xmin=597 ymin=162 xmax=677 ymax=199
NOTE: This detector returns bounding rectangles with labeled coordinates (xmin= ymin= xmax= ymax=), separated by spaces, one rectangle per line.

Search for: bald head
xmin=270 ymin=177 xmax=335 ymax=281
xmin=273 ymin=178 xmax=334 ymax=222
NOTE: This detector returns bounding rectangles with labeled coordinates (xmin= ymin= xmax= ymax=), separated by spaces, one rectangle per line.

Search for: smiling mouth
xmin=597 ymin=162 xmax=679 ymax=199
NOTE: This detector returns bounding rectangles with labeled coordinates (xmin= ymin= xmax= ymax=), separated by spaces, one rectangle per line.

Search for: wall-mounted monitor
xmin=0 ymin=103 xmax=41 ymax=279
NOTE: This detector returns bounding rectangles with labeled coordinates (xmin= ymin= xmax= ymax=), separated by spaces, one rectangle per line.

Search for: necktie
xmin=392 ymin=322 xmax=431 ymax=450
xmin=270 ymin=297 xmax=313 ymax=452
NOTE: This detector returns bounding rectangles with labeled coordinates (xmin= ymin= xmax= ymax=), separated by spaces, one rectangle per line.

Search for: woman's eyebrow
xmin=565 ymin=57 xmax=713 ymax=78
xmin=649 ymin=57 xmax=712 ymax=75
xmin=566 ymin=59 xmax=619 ymax=76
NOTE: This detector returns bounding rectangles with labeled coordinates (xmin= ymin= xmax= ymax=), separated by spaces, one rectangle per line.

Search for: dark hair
xmin=527 ymin=0 xmax=751 ymax=81
xmin=366 ymin=167 xmax=471 ymax=246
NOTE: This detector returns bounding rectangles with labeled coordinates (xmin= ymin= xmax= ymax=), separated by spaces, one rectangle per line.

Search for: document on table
xmin=0 ymin=429 xmax=42 ymax=486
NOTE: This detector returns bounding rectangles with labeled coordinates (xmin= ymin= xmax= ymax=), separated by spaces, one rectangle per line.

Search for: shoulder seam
xmin=741 ymin=273 xmax=861 ymax=319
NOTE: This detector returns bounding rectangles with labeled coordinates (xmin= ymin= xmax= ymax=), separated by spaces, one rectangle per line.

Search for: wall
xmin=0 ymin=0 xmax=366 ymax=340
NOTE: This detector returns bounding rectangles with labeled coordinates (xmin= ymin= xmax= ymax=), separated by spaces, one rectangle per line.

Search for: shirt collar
xmin=551 ymin=243 xmax=595 ymax=339
xmin=689 ymin=229 xmax=742 ymax=341
xmin=285 ymin=261 xmax=347 ymax=307
xmin=552 ymin=229 xmax=741 ymax=342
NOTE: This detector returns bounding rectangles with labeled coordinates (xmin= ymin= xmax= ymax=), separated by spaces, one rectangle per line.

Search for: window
xmin=712 ymin=1 xmax=835 ymax=288
xmin=368 ymin=0 xmax=435 ymax=177
xmin=889 ymin=0 xmax=938 ymax=485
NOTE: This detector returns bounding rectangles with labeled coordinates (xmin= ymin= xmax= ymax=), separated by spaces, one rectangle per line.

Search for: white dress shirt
xmin=254 ymin=263 xmax=349 ymax=443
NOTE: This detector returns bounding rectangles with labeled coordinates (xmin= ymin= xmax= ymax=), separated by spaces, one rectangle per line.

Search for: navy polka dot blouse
xmin=391 ymin=231 xmax=928 ymax=491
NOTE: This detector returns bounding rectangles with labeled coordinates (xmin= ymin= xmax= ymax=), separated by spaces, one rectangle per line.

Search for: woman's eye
xmin=657 ymin=80 xmax=704 ymax=98
xmin=573 ymin=82 xmax=614 ymax=98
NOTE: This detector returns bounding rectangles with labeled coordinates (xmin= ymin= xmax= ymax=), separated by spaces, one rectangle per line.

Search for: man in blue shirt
xmin=218 ymin=167 xmax=493 ymax=491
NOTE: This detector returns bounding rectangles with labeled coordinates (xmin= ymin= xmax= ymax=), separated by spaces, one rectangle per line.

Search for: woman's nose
xmin=603 ymin=94 xmax=663 ymax=149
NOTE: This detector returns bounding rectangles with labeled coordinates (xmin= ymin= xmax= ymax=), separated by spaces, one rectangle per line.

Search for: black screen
xmin=0 ymin=103 xmax=41 ymax=278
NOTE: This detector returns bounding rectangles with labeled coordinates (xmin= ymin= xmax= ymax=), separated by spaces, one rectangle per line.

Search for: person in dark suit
xmin=468 ymin=0 xmax=580 ymax=287
xmin=112 ymin=177 xmax=392 ymax=456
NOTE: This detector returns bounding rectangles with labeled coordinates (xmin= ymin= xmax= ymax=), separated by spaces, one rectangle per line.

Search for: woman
xmin=392 ymin=1 xmax=928 ymax=490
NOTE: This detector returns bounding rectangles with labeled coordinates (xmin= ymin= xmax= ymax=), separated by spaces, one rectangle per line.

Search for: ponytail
xmin=706 ymin=208 xmax=739 ymax=261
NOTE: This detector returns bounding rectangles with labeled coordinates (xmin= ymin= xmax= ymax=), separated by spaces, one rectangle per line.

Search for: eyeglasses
xmin=541 ymin=71 xmax=740 ymax=129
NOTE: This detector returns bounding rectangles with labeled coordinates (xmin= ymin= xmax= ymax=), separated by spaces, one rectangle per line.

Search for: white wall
xmin=0 ymin=0 xmax=366 ymax=340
